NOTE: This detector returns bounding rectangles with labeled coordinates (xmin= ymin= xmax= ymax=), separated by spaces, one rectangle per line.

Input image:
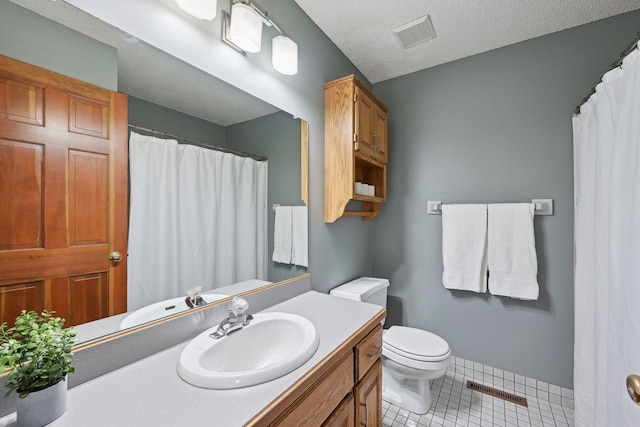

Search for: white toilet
xmin=330 ymin=277 xmax=451 ymax=414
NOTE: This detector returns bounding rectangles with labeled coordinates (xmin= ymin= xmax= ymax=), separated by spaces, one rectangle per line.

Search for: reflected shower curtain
xmin=127 ymin=132 xmax=268 ymax=311
xmin=573 ymin=43 xmax=640 ymax=426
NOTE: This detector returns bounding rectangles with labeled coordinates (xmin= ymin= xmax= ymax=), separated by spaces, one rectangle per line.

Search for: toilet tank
xmin=329 ymin=277 xmax=390 ymax=308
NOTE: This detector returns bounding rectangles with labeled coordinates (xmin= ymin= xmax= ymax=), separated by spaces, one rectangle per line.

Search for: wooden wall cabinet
xmin=248 ymin=320 xmax=384 ymax=427
xmin=325 ymin=75 xmax=389 ymax=222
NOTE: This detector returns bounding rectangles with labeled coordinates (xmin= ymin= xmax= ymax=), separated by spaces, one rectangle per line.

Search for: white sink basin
xmin=120 ymin=293 xmax=229 ymax=329
xmin=177 ymin=312 xmax=319 ymax=389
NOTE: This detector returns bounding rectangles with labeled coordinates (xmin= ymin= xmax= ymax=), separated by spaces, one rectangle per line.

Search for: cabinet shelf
xmin=353 ymin=195 xmax=385 ymax=203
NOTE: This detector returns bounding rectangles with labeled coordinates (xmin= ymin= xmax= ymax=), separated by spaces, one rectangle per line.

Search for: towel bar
xmin=427 ymin=199 xmax=553 ymax=216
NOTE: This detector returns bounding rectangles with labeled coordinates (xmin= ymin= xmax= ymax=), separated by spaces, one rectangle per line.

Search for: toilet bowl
xmin=329 ymin=277 xmax=451 ymax=415
xmin=382 ymin=326 xmax=451 ymax=414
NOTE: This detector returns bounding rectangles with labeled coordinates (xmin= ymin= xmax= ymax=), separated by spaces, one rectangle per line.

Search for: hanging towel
xmin=273 ymin=206 xmax=293 ymax=264
xmin=487 ymin=203 xmax=539 ymax=300
xmin=292 ymin=206 xmax=308 ymax=267
xmin=441 ymin=204 xmax=488 ymax=293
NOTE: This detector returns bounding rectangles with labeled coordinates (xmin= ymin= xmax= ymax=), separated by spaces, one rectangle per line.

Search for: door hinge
xmin=354 ymin=93 xmax=357 ymax=103
xmin=353 ymin=133 xmax=358 ymax=142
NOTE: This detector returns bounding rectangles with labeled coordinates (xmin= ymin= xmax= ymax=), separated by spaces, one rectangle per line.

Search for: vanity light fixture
xmin=222 ymin=0 xmax=298 ymax=75
xmin=228 ymin=2 xmax=263 ymax=53
xmin=174 ymin=0 xmax=218 ymax=21
xmin=272 ymin=35 xmax=298 ymax=75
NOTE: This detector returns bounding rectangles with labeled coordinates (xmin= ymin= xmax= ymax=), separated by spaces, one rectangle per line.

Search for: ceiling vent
xmin=393 ymin=15 xmax=436 ymax=49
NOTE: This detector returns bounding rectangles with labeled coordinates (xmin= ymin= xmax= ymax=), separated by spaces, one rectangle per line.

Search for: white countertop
xmin=3 ymin=291 xmax=382 ymax=427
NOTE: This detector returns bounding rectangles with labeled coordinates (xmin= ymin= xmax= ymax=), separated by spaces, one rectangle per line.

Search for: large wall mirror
xmin=1 ymin=1 xmax=309 ymax=345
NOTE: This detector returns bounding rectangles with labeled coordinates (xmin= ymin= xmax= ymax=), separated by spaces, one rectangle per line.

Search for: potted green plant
xmin=0 ymin=310 xmax=76 ymax=427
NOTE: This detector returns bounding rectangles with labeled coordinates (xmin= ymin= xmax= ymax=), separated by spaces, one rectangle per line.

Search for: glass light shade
xmin=272 ymin=36 xmax=298 ymax=75
xmin=228 ymin=3 xmax=263 ymax=53
xmin=174 ymin=0 xmax=217 ymax=21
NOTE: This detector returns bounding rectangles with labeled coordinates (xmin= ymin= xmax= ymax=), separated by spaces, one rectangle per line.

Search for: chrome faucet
xmin=185 ymin=286 xmax=206 ymax=308
xmin=210 ymin=297 xmax=253 ymax=339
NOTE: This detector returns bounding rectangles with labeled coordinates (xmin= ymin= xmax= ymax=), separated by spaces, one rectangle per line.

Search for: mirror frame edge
xmin=71 ymin=272 xmax=312 ymax=353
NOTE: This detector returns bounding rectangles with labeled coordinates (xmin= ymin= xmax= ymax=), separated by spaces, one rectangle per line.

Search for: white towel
xmin=273 ymin=206 xmax=292 ymax=264
xmin=292 ymin=206 xmax=308 ymax=267
xmin=487 ymin=203 xmax=539 ymax=300
xmin=441 ymin=204 xmax=488 ymax=293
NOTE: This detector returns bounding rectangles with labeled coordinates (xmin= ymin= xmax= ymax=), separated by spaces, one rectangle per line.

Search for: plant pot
xmin=15 ymin=378 xmax=67 ymax=427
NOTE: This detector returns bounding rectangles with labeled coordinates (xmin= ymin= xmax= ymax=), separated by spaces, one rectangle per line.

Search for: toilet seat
xmin=383 ymin=326 xmax=450 ymax=363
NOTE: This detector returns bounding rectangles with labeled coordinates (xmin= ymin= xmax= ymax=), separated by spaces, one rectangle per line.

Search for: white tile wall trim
xmin=383 ymin=355 xmax=574 ymax=427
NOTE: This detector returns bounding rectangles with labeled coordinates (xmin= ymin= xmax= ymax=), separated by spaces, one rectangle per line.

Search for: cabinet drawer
xmin=274 ymin=352 xmax=354 ymax=426
xmin=355 ymin=324 xmax=382 ymax=381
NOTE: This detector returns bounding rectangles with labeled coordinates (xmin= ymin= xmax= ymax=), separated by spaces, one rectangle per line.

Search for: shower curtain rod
xmin=574 ymin=30 xmax=640 ymax=115
xmin=127 ymin=124 xmax=267 ymax=161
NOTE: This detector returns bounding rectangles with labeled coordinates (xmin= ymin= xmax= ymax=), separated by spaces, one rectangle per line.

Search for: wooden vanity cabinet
xmin=325 ymin=75 xmax=389 ymax=223
xmin=247 ymin=316 xmax=384 ymax=427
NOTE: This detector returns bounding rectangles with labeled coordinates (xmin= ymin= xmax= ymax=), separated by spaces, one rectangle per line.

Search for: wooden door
xmin=355 ymin=359 xmax=382 ymax=427
xmin=0 ymin=55 xmax=128 ymax=327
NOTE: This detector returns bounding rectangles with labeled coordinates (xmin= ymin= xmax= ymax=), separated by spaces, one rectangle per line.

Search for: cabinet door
xmin=355 ymin=359 xmax=382 ymax=427
xmin=273 ymin=352 xmax=354 ymax=426
xmin=322 ymin=393 xmax=355 ymax=427
xmin=354 ymin=86 xmax=375 ymax=159
xmin=372 ymin=104 xmax=387 ymax=163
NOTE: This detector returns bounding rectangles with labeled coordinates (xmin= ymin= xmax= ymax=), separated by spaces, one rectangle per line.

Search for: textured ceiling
xmin=9 ymin=0 xmax=279 ymax=126
xmin=294 ymin=0 xmax=640 ymax=83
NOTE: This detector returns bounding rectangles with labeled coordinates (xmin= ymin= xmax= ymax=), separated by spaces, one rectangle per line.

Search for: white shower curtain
xmin=573 ymin=43 xmax=640 ymax=426
xmin=127 ymin=132 xmax=268 ymax=311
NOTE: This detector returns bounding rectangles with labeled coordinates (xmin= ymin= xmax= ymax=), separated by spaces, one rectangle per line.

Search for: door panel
xmin=0 ymin=55 xmax=127 ymax=327
xmin=0 ymin=77 xmax=44 ymax=126
xmin=50 ymin=273 xmax=110 ymax=327
xmin=69 ymin=94 xmax=109 ymax=139
xmin=0 ymin=139 xmax=43 ymax=250
xmin=0 ymin=281 xmax=45 ymax=322
xmin=68 ymin=150 xmax=109 ymax=246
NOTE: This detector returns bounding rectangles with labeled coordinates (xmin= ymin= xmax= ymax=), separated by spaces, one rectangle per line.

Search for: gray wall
xmin=0 ymin=0 xmax=117 ymax=90
xmin=259 ymin=1 xmax=374 ymax=292
xmin=226 ymin=112 xmax=308 ymax=283
xmin=372 ymin=10 xmax=640 ymax=388
xmin=128 ymin=96 xmax=226 ymax=145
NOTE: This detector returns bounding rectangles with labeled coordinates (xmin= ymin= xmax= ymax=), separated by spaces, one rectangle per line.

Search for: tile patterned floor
xmin=382 ymin=357 xmax=574 ymax=427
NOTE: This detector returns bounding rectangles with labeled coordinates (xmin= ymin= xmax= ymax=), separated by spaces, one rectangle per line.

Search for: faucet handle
xmin=230 ymin=297 xmax=249 ymax=316
xmin=187 ymin=286 xmax=203 ymax=299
